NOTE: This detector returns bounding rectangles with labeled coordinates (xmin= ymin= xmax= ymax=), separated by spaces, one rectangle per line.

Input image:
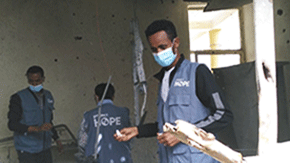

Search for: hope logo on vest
xmin=47 ymin=99 xmax=53 ymax=103
xmin=93 ymin=113 xmax=121 ymax=127
xmin=174 ymin=78 xmax=190 ymax=87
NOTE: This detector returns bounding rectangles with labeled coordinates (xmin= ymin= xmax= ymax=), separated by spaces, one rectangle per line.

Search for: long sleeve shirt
xmin=137 ymin=54 xmax=233 ymax=137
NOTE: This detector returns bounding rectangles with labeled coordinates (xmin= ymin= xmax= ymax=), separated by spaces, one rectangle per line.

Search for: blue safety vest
xmin=83 ymin=100 xmax=132 ymax=163
xmin=157 ymin=60 xmax=218 ymax=163
xmin=14 ymin=88 xmax=54 ymax=153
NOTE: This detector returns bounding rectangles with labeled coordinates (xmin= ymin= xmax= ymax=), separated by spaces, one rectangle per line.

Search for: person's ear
xmin=95 ymin=95 xmax=99 ymax=102
xmin=173 ymin=37 xmax=180 ymax=49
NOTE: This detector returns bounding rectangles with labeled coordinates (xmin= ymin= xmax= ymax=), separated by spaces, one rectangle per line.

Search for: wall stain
xmin=277 ymin=9 xmax=283 ymax=16
xmin=74 ymin=36 xmax=83 ymax=40
xmin=123 ymin=73 xmax=130 ymax=78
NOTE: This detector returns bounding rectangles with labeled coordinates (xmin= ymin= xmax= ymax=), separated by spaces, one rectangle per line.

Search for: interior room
xmin=0 ymin=0 xmax=289 ymax=162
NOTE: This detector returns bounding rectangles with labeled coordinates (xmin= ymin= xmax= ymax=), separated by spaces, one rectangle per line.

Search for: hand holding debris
xmin=163 ymin=120 xmax=244 ymax=163
xmin=116 ymin=130 xmax=123 ymax=137
xmin=157 ymin=132 xmax=180 ymax=147
xmin=114 ymin=127 xmax=138 ymax=142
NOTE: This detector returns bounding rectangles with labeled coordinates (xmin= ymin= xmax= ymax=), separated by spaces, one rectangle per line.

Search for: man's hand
xmin=28 ymin=123 xmax=53 ymax=132
xmin=56 ymin=139 xmax=64 ymax=154
xmin=157 ymin=132 xmax=180 ymax=147
xmin=39 ymin=123 xmax=53 ymax=131
xmin=114 ymin=127 xmax=138 ymax=142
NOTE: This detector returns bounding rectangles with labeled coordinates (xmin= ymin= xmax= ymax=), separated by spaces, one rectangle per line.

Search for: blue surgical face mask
xmin=29 ymin=84 xmax=43 ymax=92
xmin=153 ymin=43 xmax=176 ymax=67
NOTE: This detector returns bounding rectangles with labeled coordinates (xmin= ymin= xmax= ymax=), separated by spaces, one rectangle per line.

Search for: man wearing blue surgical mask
xmin=115 ymin=19 xmax=233 ymax=163
xmin=8 ymin=65 xmax=63 ymax=163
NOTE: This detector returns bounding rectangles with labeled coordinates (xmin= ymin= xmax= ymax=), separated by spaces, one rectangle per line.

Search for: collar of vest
xmin=97 ymin=99 xmax=113 ymax=106
xmin=154 ymin=54 xmax=185 ymax=82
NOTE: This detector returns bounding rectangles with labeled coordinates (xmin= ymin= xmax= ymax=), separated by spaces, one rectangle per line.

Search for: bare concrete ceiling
xmin=184 ymin=0 xmax=252 ymax=11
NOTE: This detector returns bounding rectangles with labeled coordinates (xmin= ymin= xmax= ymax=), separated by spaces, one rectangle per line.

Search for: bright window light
xmin=188 ymin=9 xmax=241 ymax=51
xmin=188 ymin=7 xmax=242 ymax=69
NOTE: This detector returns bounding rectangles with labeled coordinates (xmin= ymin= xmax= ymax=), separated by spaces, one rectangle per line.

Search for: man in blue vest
xmin=8 ymin=65 xmax=63 ymax=163
xmin=76 ymin=83 xmax=132 ymax=163
xmin=114 ymin=20 xmax=233 ymax=163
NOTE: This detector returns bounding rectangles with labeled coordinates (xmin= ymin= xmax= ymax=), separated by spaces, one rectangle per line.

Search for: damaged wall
xmin=1 ymin=0 xmax=289 ymax=162
xmin=242 ymin=0 xmax=290 ymax=62
xmin=241 ymin=3 xmax=256 ymax=62
xmin=274 ymin=0 xmax=290 ymax=61
xmin=0 ymin=0 xmax=190 ymax=162
xmin=274 ymin=0 xmax=290 ymax=143
xmin=217 ymin=0 xmax=290 ymax=156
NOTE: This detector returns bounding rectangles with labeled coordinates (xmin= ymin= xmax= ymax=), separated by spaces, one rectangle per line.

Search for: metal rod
xmin=94 ymin=75 xmax=112 ymax=159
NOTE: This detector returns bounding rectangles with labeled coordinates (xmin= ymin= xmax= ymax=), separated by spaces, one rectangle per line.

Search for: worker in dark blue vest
xmin=114 ymin=19 xmax=233 ymax=163
xmin=77 ymin=83 xmax=132 ymax=163
xmin=8 ymin=65 xmax=63 ymax=163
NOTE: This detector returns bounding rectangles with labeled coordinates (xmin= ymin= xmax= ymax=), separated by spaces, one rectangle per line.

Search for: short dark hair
xmin=94 ymin=83 xmax=115 ymax=100
xmin=145 ymin=19 xmax=177 ymax=41
xmin=26 ymin=65 xmax=44 ymax=77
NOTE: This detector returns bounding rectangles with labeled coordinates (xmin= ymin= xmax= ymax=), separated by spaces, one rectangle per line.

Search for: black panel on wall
xmin=213 ymin=62 xmax=258 ymax=156
xmin=276 ymin=62 xmax=290 ymax=142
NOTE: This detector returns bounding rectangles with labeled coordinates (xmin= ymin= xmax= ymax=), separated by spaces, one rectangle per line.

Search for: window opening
xmin=188 ymin=5 xmax=242 ymax=70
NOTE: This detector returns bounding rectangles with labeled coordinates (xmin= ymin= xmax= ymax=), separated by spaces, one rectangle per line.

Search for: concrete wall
xmin=1 ymin=0 xmax=288 ymax=162
xmin=239 ymin=0 xmax=290 ymax=153
xmin=242 ymin=3 xmax=256 ymax=62
xmin=274 ymin=0 xmax=290 ymax=62
xmin=242 ymin=1 xmax=290 ymax=62
xmin=0 ymin=0 xmax=190 ymax=162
